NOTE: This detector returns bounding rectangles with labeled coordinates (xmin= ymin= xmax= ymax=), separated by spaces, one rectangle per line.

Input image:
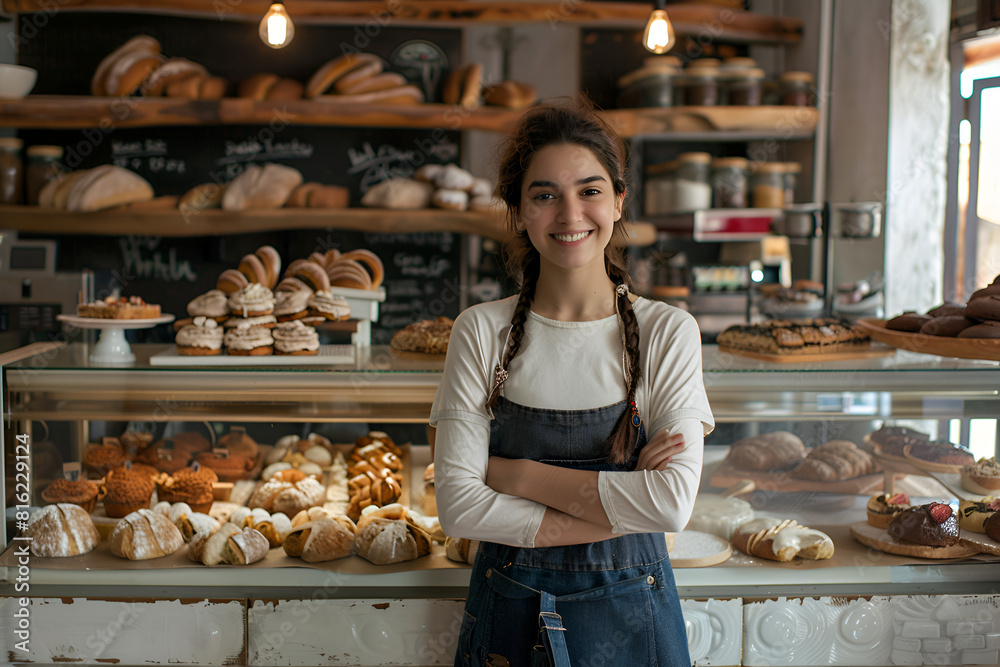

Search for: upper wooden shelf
xmin=0 ymin=205 xmax=657 ymax=245
xmin=0 ymin=97 xmax=819 ymax=138
xmin=0 ymin=1 xmax=803 ymax=42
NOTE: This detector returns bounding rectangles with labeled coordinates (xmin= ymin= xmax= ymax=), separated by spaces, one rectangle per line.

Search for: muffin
xmin=217 ymin=426 xmax=259 ymax=459
xmin=194 ymin=451 xmax=256 ymax=482
xmin=41 ymin=479 xmax=101 ymax=513
xmin=101 ymin=467 xmax=155 ymax=518
xmin=154 ymin=467 xmax=218 ymax=513
xmin=82 ymin=441 xmax=126 ymax=478
xmin=273 ymin=320 xmax=320 ymax=355
xmin=223 ymin=324 xmax=274 ymax=356
xmin=176 ymin=316 xmax=225 ymax=356
xmin=119 ymin=430 xmax=154 ymax=461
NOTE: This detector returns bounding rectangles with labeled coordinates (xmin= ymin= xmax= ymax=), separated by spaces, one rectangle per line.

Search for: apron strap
xmin=534 ymin=591 xmax=571 ymax=667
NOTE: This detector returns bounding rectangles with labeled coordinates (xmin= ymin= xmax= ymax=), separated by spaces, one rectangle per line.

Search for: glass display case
xmin=2 ymin=343 xmax=999 ymax=666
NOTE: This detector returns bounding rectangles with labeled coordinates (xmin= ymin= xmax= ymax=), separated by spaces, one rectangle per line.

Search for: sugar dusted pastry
xmin=25 ymin=504 xmax=100 ymax=557
xmin=283 ymin=515 xmax=357 ymax=562
xmin=188 ymin=523 xmax=269 ymax=565
xmin=186 ymin=289 xmax=229 ymax=319
xmin=732 ymin=517 xmax=834 ymax=562
xmin=110 ymin=508 xmax=185 ymax=560
xmin=226 ymin=283 xmax=275 ymax=317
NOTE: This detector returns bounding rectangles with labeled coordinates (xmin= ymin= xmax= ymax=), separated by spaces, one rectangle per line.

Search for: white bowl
xmin=0 ymin=64 xmax=38 ymax=98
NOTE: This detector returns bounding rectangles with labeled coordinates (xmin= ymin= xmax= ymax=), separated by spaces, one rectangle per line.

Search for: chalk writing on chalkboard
xmin=119 ymin=236 xmax=197 ymax=283
xmin=111 ymin=138 xmax=187 ymax=175
xmin=218 ymin=138 xmax=315 ymax=164
xmin=348 ymin=141 xmax=459 ymax=192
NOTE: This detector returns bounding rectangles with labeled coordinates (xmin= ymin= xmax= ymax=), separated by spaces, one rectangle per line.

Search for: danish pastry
xmin=732 ymin=517 xmax=834 ymax=562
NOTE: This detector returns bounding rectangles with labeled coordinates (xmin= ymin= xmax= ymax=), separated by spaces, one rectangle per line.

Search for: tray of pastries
xmin=717 ymin=317 xmax=892 ymax=362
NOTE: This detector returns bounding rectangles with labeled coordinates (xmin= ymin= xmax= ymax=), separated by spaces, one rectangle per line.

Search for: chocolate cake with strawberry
xmin=888 ymin=502 xmax=960 ymax=547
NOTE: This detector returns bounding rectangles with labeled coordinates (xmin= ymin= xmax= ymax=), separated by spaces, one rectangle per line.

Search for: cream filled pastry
xmin=227 ymin=283 xmax=275 ymax=317
xmin=274 ymin=288 xmax=312 ymax=321
xmin=273 ymin=320 xmax=320 ymax=355
xmin=223 ymin=323 xmax=274 ymax=356
xmin=223 ymin=314 xmax=277 ymax=329
xmin=175 ymin=316 xmax=224 ymax=356
xmin=308 ymin=290 xmax=351 ymax=320
xmin=186 ymin=289 xmax=229 ymax=319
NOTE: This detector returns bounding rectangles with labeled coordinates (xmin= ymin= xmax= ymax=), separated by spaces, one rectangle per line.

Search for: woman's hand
xmin=486 ymin=456 xmax=525 ymax=496
xmin=635 ymin=430 xmax=686 ymax=471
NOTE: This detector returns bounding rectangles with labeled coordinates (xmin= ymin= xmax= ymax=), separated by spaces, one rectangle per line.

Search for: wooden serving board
xmin=856 ymin=318 xmax=1000 ymax=361
xmin=902 ymin=445 xmax=967 ymax=474
xmin=668 ymin=531 xmax=733 ymax=568
xmin=850 ymin=521 xmax=978 ymax=559
xmin=709 ymin=463 xmax=886 ymax=495
xmin=718 ymin=345 xmax=896 ymax=363
xmin=960 ymin=531 xmax=1000 ymax=556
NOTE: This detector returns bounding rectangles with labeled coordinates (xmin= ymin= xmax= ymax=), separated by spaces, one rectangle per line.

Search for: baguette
xmin=338 ymin=71 xmax=406 ymax=96
xmin=732 ymin=517 xmax=834 ymax=562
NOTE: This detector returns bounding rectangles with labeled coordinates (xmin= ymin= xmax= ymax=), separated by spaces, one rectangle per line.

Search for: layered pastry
xmin=345 ymin=432 xmax=405 ymax=521
xmin=273 ymin=320 xmax=320 ymax=355
xmin=731 ymin=517 xmax=834 ymax=562
xmin=186 ymin=289 xmax=229 ymax=320
xmin=194 ymin=450 xmax=255 ymax=482
xmin=227 ymin=283 xmax=275 ymax=317
xmin=963 ymin=457 xmax=1000 ymax=491
xmin=906 ymin=440 xmax=975 ymax=468
xmin=390 ymin=317 xmax=454 ymax=354
xmin=887 ymin=502 xmax=959 ymax=547
xmin=307 ymin=290 xmax=351 ymax=321
xmin=725 ymin=431 xmax=806 ymax=471
xmin=866 ymin=492 xmax=911 ymax=529
xmin=717 ymin=317 xmax=870 ymax=355
xmin=958 ymin=496 xmax=1000 ymax=533
xmin=41 ymin=479 xmax=101 ymax=513
xmin=273 ymin=288 xmax=311 ymax=322
xmin=175 ymin=316 xmax=224 ymax=356
xmin=154 ymin=466 xmax=218 ymax=513
xmin=101 ymin=466 xmax=155 ymax=518
xmin=223 ymin=323 xmax=274 ymax=356
xmin=78 ymin=295 xmax=160 ymax=319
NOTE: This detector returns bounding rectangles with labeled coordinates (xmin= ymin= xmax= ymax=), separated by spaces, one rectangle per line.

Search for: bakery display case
xmin=1 ymin=342 xmax=999 ymax=666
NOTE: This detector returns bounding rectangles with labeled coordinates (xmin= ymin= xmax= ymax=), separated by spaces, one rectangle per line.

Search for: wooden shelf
xmin=0 ymin=1 xmax=803 ymax=42
xmin=0 ymin=97 xmax=818 ymax=138
xmin=0 ymin=205 xmax=657 ymax=245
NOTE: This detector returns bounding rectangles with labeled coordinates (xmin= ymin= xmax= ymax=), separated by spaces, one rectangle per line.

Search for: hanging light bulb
xmin=259 ymin=1 xmax=295 ymax=49
xmin=643 ymin=0 xmax=675 ymax=54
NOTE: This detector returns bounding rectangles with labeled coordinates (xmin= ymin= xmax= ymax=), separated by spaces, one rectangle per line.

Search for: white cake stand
xmin=56 ymin=314 xmax=175 ymax=364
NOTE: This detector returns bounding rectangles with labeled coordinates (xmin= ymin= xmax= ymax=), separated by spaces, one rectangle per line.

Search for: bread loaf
xmin=306 ymin=53 xmax=380 ymax=98
xmin=241 ymin=508 xmax=292 ymax=547
xmin=444 ymin=536 xmax=480 ymax=564
xmin=484 ymin=80 xmax=537 ymax=109
xmin=92 ymin=35 xmax=161 ymax=96
xmin=110 ymin=509 xmax=184 ymax=560
xmin=25 ymin=504 xmax=100 ymax=557
xmin=732 ymin=517 xmax=834 ymax=561
xmin=286 ymin=182 xmax=322 ymax=208
xmin=179 ymin=183 xmax=224 ymax=210
xmin=175 ymin=511 xmax=220 ymax=543
xmin=360 ymin=178 xmax=433 ymax=210
xmin=726 ymin=431 xmax=806 ymax=471
xmin=283 ymin=516 xmax=356 ymax=562
xmin=249 ymin=476 xmax=325 ymax=517
xmin=222 ymin=163 xmax=303 ymax=211
xmin=267 ymin=78 xmax=304 ymax=101
xmin=238 ymin=73 xmax=280 ymax=100
xmin=353 ymin=505 xmax=432 ymax=565
xmin=66 ymin=165 xmax=155 ymax=212
xmin=791 ymin=440 xmax=881 ymax=481
xmin=187 ymin=523 xmax=269 ymax=565
xmin=144 ymin=58 xmax=208 ymax=96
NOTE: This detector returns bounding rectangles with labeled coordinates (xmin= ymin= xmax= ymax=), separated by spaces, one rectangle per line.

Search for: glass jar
xmin=751 ymin=162 xmax=786 ymax=208
xmin=676 ymin=68 xmax=719 ymax=106
xmin=0 ymin=137 xmax=24 ymax=205
xmin=779 ymin=71 xmax=815 ymax=106
xmin=644 ymin=160 xmax=676 ymax=215
xmin=673 ymin=152 xmax=712 ymax=211
xmin=25 ymin=145 xmax=64 ymax=205
xmin=783 ymin=161 xmax=801 ymax=205
xmin=722 ymin=67 xmax=765 ymax=106
xmin=617 ymin=64 xmax=680 ymax=108
xmin=710 ymin=157 xmax=749 ymax=208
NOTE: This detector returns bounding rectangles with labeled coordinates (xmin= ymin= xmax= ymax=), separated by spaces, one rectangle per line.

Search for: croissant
xmin=353 ymin=504 xmax=431 ymax=565
xmin=110 ymin=509 xmax=185 ymax=560
xmin=188 ymin=523 xmax=270 ymax=565
xmin=283 ymin=516 xmax=357 ymax=562
xmin=732 ymin=517 xmax=834 ymax=562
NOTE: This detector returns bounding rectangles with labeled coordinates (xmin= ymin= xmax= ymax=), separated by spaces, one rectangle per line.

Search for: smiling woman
xmin=431 ymin=100 xmax=714 ymax=667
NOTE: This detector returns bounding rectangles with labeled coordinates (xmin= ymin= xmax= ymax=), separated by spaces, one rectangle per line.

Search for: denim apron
xmin=455 ymin=396 xmax=690 ymax=667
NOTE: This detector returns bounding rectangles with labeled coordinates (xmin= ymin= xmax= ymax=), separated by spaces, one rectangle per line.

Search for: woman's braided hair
xmin=486 ymin=99 xmax=641 ymax=465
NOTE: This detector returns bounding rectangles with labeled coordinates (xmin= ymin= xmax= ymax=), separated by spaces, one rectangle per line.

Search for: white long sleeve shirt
xmin=430 ymin=296 xmax=715 ymax=547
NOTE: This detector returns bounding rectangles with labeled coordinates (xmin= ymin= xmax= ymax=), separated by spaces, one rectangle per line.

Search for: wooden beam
xmin=1 ymin=1 xmax=802 ymax=41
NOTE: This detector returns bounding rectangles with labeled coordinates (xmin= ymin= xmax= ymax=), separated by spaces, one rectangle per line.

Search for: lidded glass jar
xmin=677 ymin=67 xmax=719 ymax=106
xmin=751 ymin=162 xmax=787 ymax=208
xmin=644 ymin=160 xmax=677 ymax=215
xmin=673 ymin=152 xmax=712 ymax=211
xmin=0 ymin=137 xmax=24 ymax=205
xmin=617 ymin=56 xmax=682 ymax=108
xmin=782 ymin=161 xmax=801 ymax=205
xmin=711 ymin=157 xmax=749 ymax=208
xmin=718 ymin=58 xmax=764 ymax=106
xmin=779 ymin=71 xmax=815 ymax=106
xmin=25 ymin=145 xmax=64 ymax=205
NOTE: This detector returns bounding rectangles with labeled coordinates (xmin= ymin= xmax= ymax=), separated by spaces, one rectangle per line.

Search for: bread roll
xmin=484 ymin=80 xmax=537 ymax=109
xmin=92 ymin=35 xmax=162 ymax=96
xmin=332 ymin=56 xmax=383 ymax=94
xmin=432 ymin=188 xmax=469 ymax=211
xmin=25 ymin=504 xmax=100 ymax=557
xmin=308 ymin=185 xmax=350 ymax=209
xmin=306 ymin=53 xmax=380 ymax=98
xmin=198 ymin=75 xmax=228 ymax=100
xmin=360 ymin=178 xmax=433 ymax=210
xmin=242 ymin=509 xmax=292 ymax=547
xmin=339 ymin=72 xmax=406 ymax=96
xmin=66 ymin=166 xmax=154 ymax=212
xmin=287 ymin=182 xmax=322 ymax=208
xmin=791 ymin=440 xmax=881 ymax=481
xmin=443 ymin=64 xmax=483 ymax=109
xmin=175 ymin=511 xmax=220 ymax=543
xmin=188 ymin=523 xmax=270 ymax=565
xmin=222 ymin=163 xmax=303 ymax=211
xmin=143 ymin=58 xmax=208 ymax=96
xmin=444 ymin=536 xmax=480 ymax=564
xmin=267 ymin=78 xmax=304 ymax=101
xmin=110 ymin=508 xmax=185 ymax=560
xmin=179 ymin=183 xmax=224 ymax=210
xmin=166 ymin=73 xmax=206 ymax=99
xmin=283 ymin=516 xmax=356 ymax=562
xmin=239 ymin=73 xmax=280 ymax=100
